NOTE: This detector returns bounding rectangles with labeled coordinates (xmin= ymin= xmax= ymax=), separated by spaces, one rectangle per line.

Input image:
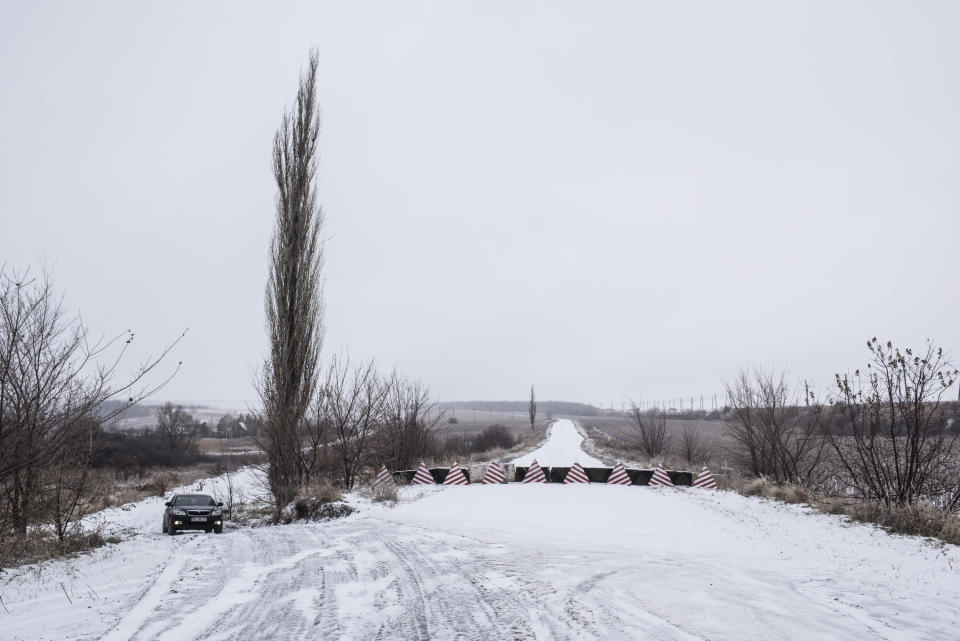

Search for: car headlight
xmin=211 ymin=509 xmax=221 ymax=516
xmin=171 ymin=508 xmax=186 ymax=516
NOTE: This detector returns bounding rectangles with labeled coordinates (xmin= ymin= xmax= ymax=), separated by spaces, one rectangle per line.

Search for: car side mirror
xmin=164 ymin=501 xmax=172 ymax=507
xmin=217 ymin=501 xmax=224 ymax=507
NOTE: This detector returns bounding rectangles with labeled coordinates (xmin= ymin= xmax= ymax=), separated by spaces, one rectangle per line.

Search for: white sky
xmin=2 ymin=2 xmax=958 ymax=408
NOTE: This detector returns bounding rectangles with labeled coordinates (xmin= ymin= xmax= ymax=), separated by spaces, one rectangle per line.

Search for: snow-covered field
xmin=3 ymin=422 xmax=960 ymax=640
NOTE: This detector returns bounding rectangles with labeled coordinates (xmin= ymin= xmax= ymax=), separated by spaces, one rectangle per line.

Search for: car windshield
xmin=174 ymin=495 xmax=216 ymax=506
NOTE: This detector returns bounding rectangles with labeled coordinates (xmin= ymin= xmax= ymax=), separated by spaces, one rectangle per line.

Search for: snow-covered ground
xmin=3 ymin=427 xmax=960 ymax=640
xmin=511 ymin=418 xmax=605 ymax=467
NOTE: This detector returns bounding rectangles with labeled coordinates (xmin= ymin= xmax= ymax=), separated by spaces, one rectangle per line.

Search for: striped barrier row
xmin=388 ymin=461 xmax=718 ymax=488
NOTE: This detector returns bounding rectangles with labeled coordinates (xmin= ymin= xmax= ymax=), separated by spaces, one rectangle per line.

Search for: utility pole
xmin=804 ymin=379 xmax=809 ymax=407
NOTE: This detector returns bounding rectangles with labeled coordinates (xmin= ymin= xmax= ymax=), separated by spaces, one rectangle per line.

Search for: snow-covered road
xmin=4 ymin=428 xmax=960 ymax=640
xmin=510 ymin=418 xmax=604 ymax=467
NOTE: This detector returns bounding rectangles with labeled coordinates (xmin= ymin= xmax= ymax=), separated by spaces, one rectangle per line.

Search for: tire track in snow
xmin=98 ymin=534 xmax=204 ymax=641
xmin=107 ymin=520 xmax=557 ymax=641
xmin=93 ymin=517 xmax=715 ymax=641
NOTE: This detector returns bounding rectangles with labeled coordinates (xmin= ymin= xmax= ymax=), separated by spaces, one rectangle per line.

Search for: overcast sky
xmin=2 ymin=2 xmax=958 ymax=409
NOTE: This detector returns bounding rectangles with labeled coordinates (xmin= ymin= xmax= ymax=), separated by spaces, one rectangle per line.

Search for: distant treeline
xmin=441 ymin=400 xmax=601 ymax=417
xmin=98 ymin=400 xmax=232 ymax=423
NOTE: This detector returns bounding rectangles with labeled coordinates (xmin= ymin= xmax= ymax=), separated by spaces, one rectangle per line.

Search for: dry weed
xmin=373 ymin=484 xmax=398 ymax=503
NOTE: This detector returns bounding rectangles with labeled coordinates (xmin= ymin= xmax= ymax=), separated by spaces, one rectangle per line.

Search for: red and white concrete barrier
xmin=374 ymin=465 xmax=394 ymax=489
xmin=563 ymin=462 xmax=589 ymax=484
xmin=691 ymin=466 xmax=717 ymax=489
xmin=522 ymin=460 xmax=546 ymax=483
xmin=483 ymin=461 xmax=506 ymax=484
xmin=648 ymin=463 xmax=674 ymax=487
xmin=412 ymin=461 xmax=436 ymax=485
xmin=606 ymin=462 xmax=631 ymax=485
xmin=443 ymin=462 xmax=469 ymax=486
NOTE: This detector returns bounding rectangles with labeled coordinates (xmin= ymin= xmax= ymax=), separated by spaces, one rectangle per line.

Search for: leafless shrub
xmin=373 ymin=373 xmax=442 ymax=472
xmin=41 ymin=446 xmax=106 ymax=542
xmin=373 ymin=484 xmax=398 ymax=503
xmin=0 ymin=525 xmax=120 ymax=569
xmin=629 ymin=404 xmax=670 ymax=459
xmin=437 ymin=426 xmax=547 ymax=465
xmin=678 ymin=422 xmax=706 ymax=465
xmin=301 ymin=480 xmax=342 ymax=505
xmin=826 ymin=338 xmax=959 ymax=509
xmin=319 ymin=356 xmax=387 ymax=490
xmin=279 ymin=481 xmax=349 ymax=524
xmin=219 ymin=470 xmax=237 ymax=519
xmin=724 ymin=368 xmax=824 ymax=485
xmin=472 ymin=425 xmax=515 ymax=452
xmin=151 ymin=471 xmax=180 ymax=496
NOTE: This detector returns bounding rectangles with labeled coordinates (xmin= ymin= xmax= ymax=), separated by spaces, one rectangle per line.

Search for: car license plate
xmin=191 ymin=517 xmax=207 ymax=522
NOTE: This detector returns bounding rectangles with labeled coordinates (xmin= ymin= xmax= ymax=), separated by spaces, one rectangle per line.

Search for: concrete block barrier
xmin=666 ymin=470 xmax=693 ymax=486
xmin=583 ymin=467 xmax=613 ymax=483
xmin=398 ymin=468 xmax=472 ymax=484
xmin=628 ymin=469 xmax=654 ymax=485
xmin=468 ymin=464 xmax=485 ymax=483
xmin=468 ymin=463 xmax=515 ymax=483
xmin=400 ymin=466 xmax=692 ymax=486
xmin=548 ymin=467 xmax=569 ymax=483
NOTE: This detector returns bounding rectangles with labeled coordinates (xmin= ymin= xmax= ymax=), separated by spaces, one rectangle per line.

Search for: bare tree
xmin=41 ymin=439 xmax=104 ymax=542
xmin=528 ymin=385 xmax=537 ymax=431
xmin=375 ymin=372 xmax=442 ymax=472
xmin=318 ymin=356 xmax=387 ymax=490
xmin=629 ymin=403 xmax=670 ymax=459
xmin=155 ymin=402 xmax=198 ymax=452
xmin=258 ymin=51 xmax=325 ymax=512
xmin=0 ymin=266 xmax=182 ymax=539
xmin=826 ymin=338 xmax=958 ymax=507
xmin=724 ymin=368 xmax=824 ymax=485
xmin=678 ymin=422 xmax=706 ymax=465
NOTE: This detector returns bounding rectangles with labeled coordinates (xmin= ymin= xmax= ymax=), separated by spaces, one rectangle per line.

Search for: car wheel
xmin=214 ymin=527 xmax=223 ymax=534
xmin=161 ymin=520 xmax=167 ymax=534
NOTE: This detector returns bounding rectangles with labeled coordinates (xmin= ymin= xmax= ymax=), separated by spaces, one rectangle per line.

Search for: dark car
xmin=162 ymin=493 xmax=225 ymax=535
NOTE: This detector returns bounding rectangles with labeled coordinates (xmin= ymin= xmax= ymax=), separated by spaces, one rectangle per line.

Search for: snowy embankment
xmin=4 ymin=426 xmax=960 ymax=640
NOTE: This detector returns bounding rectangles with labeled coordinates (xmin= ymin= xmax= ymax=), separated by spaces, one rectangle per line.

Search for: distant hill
xmin=440 ymin=400 xmax=602 ymax=417
xmin=97 ymin=400 xmax=155 ymax=420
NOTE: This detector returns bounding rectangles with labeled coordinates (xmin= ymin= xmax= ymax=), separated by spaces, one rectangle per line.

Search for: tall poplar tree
xmin=260 ymin=52 xmax=325 ymax=513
